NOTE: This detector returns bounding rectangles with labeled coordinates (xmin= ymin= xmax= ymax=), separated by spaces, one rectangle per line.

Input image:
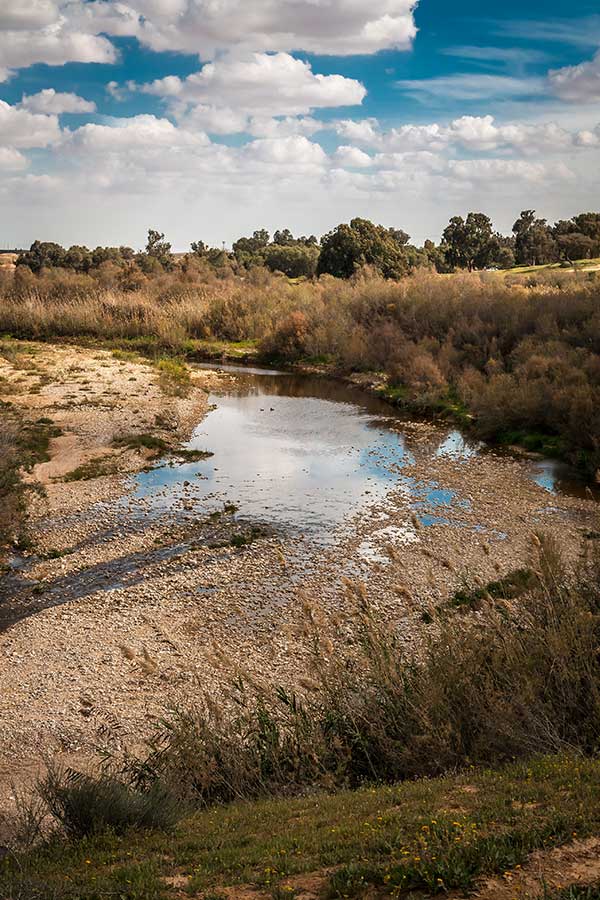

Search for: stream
xmin=133 ymin=364 xmax=589 ymax=540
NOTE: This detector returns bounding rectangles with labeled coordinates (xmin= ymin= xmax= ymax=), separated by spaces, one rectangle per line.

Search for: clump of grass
xmin=547 ymin=887 xmax=600 ymax=899
xmin=449 ymin=567 xmax=538 ymax=610
xmin=111 ymin=349 xmax=142 ymax=363
xmin=18 ymin=417 xmax=62 ymax=468
xmin=35 ymin=764 xmax=184 ymax=839
xmin=0 ymin=408 xmax=61 ymax=552
xmin=156 ymin=358 xmax=192 ymax=397
xmin=60 ymin=455 xmax=118 ymax=482
xmin=113 ymin=433 xmax=170 ymax=454
xmin=172 ymin=447 xmax=214 ymax=462
xmin=327 ymin=817 xmax=572 ymax=897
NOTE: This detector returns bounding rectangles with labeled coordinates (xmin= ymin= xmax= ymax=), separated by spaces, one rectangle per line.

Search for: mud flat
xmin=0 ymin=344 xmax=597 ymax=806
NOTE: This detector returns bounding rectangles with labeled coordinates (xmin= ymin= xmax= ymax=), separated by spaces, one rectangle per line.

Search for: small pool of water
xmin=132 ymin=366 xmax=586 ymax=540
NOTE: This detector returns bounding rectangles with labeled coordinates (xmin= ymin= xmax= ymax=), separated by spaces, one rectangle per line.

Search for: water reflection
xmin=530 ymin=458 xmax=597 ymax=499
xmin=436 ymin=430 xmax=483 ymax=460
xmin=131 ymin=367 xmax=581 ymax=539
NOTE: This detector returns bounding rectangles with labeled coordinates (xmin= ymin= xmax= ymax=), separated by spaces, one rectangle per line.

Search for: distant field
xmin=501 ymin=257 xmax=600 ymax=276
xmin=0 ymin=253 xmax=17 ymax=270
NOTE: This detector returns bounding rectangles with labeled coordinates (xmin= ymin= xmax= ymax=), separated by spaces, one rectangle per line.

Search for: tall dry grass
xmin=1 ymin=266 xmax=600 ymax=472
xmin=124 ymin=534 xmax=600 ymax=805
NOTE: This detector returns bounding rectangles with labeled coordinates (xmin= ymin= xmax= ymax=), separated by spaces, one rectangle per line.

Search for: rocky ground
xmin=0 ymin=341 xmax=598 ymax=822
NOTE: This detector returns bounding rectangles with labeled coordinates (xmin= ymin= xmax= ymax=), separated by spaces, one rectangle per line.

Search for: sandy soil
xmin=0 ymin=342 xmax=598 ymax=820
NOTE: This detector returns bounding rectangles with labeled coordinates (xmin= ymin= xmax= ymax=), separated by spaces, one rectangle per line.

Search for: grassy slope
xmin=4 ymin=755 xmax=600 ymax=899
xmin=500 ymin=257 xmax=600 ymax=276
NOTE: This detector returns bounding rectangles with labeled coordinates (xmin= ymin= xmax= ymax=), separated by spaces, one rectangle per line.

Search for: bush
xmin=36 ymin=765 xmax=183 ymax=838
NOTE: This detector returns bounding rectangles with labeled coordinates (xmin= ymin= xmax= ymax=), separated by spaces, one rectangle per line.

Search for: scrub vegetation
xmin=3 ymin=534 xmax=600 ymax=897
xmin=1 ymin=254 xmax=599 ymax=477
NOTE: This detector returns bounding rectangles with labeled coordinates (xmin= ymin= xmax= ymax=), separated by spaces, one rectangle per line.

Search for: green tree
xmin=555 ymin=232 xmax=597 ymax=261
xmin=512 ymin=211 xmax=557 ymax=266
xmin=190 ymin=240 xmax=207 ymax=257
xmin=91 ymin=246 xmax=131 ymax=268
xmin=317 ymin=218 xmax=410 ymax=279
xmin=441 ymin=213 xmax=496 ymax=271
xmin=264 ymin=243 xmax=320 ymax=278
xmin=273 ymin=229 xmax=295 ymax=246
xmin=232 ymin=230 xmax=270 ymax=256
xmin=145 ymin=229 xmax=173 ymax=270
xmin=64 ymin=245 xmax=92 ymax=273
xmin=573 ymin=212 xmax=600 ymax=244
xmin=16 ymin=241 xmax=67 ymax=273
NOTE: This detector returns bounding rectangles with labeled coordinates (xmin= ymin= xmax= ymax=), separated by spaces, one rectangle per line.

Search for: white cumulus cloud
xmin=20 ymin=88 xmax=96 ymax=114
xmin=130 ymin=0 xmax=418 ymax=57
xmin=0 ymin=100 xmax=61 ymax=148
xmin=334 ymin=145 xmax=373 ymax=168
xmin=549 ymin=51 xmax=600 ymax=101
xmin=243 ymin=135 xmax=327 ymax=169
xmin=140 ymin=52 xmax=366 ymax=117
xmin=0 ymin=0 xmax=418 ymax=78
xmin=0 ymin=147 xmax=28 ymax=171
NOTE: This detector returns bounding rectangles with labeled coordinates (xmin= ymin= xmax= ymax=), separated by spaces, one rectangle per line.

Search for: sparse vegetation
xmin=449 ymin=567 xmax=538 ymax=610
xmin=105 ymin=533 xmax=600 ymax=810
xmin=155 ymin=358 xmax=192 ymax=397
xmin=0 ymin=406 xmax=61 ymax=553
xmin=4 ymin=755 xmax=600 ymax=899
xmin=60 ymin=455 xmax=119 ymax=482
xmin=113 ymin=433 xmax=170 ymax=454
xmin=2 ymin=526 xmax=600 ymax=895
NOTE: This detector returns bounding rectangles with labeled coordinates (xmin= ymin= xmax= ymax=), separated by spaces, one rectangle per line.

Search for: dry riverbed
xmin=0 ymin=342 xmax=598 ymax=818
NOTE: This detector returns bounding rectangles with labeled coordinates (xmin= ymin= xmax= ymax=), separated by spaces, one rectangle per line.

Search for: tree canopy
xmin=317 ymin=218 xmax=411 ymax=279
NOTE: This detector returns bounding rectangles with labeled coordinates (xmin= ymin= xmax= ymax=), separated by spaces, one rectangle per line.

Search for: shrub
xmin=36 ymin=765 xmax=183 ymax=838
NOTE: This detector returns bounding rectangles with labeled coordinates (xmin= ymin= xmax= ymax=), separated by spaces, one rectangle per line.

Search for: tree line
xmin=14 ymin=210 xmax=600 ymax=283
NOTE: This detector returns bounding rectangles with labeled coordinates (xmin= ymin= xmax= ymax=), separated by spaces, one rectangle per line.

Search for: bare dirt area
xmin=464 ymin=836 xmax=600 ymax=899
xmin=0 ymin=342 xmax=598 ymax=819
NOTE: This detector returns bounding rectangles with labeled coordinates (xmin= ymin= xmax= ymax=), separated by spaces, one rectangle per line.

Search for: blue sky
xmin=0 ymin=1 xmax=599 ymax=249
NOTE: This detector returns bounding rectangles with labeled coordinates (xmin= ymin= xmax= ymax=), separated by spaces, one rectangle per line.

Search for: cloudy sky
xmin=0 ymin=0 xmax=599 ymax=250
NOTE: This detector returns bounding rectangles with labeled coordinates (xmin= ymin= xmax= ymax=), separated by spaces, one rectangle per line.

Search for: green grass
xmin=171 ymin=448 xmax=214 ymax=463
xmin=377 ymin=384 xmax=473 ymax=428
xmin=547 ymin=888 xmax=600 ymax=899
xmin=498 ymin=429 xmax=566 ymax=458
xmin=18 ymin=417 xmax=62 ymax=469
xmin=0 ymin=409 xmax=62 ymax=552
xmin=113 ymin=433 xmax=170 ymax=454
xmin=449 ymin=568 xmax=538 ymax=610
xmin=60 ymin=455 xmax=119 ymax=482
xmin=3 ymin=755 xmax=600 ymax=899
xmin=501 ymin=257 xmax=600 ymax=276
xmin=155 ymin=358 xmax=192 ymax=397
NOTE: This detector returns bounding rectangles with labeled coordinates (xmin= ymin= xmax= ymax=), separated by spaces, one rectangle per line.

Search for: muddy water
xmin=133 ymin=365 xmax=588 ymax=540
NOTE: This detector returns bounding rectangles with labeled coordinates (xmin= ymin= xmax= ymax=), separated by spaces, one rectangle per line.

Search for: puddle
xmin=529 ymin=458 xmax=596 ymax=498
xmin=132 ymin=366 xmax=568 ymax=542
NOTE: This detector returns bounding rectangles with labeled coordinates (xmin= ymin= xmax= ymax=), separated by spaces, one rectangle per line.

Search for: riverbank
xmin=0 ymin=341 xmax=598 ymax=823
xmin=7 ymin=331 xmax=578 ymax=473
xmin=5 ymin=754 xmax=600 ymax=899
xmin=1 ymin=266 xmax=599 ymax=480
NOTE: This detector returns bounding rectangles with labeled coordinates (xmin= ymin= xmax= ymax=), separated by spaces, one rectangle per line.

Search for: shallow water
xmin=133 ymin=366 xmax=589 ymax=539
